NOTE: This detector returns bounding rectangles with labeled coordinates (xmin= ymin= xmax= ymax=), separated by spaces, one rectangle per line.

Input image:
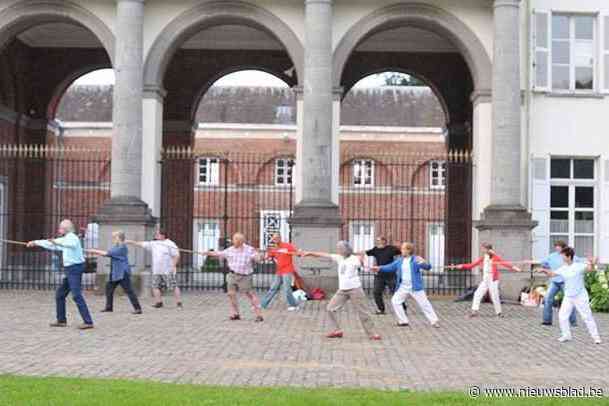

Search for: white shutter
xmin=603 ymin=16 xmax=609 ymax=92
xmin=533 ymin=11 xmax=550 ymax=91
xmin=530 ymin=156 xmax=550 ymax=259
xmin=600 ymin=159 xmax=609 ymax=263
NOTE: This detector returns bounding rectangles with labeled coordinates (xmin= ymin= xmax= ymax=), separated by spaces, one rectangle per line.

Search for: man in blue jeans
xmin=27 ymin=219 xmax=94 ymax=330
xmin=261 ymin=233 xmax=300 ymax=311
xmin=527 ymin=240 xmax=577 ymax=327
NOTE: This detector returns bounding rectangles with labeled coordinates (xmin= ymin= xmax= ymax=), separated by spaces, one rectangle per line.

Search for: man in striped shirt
xmin=205 ymin=232 xmax=264 ymax=322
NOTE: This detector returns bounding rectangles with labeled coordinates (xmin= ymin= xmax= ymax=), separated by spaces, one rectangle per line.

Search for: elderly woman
xmin=27 ymin=219 xmax=94 ymax=330
xmin=302 ymin=241 xmax=381 ymax=340
xmin=87 ymin=231 xmax=142 ymax=315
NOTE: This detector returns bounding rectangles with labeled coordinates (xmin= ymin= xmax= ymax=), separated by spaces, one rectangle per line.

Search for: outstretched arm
xmin=85 ymin=249 xmax=108 ymax=256
xmin=446 ymin=257 xmax=483 ymax=270
xmin=492 ymin=253 xmax=522 ymax=272
xmin=125 ymin=240 xmax=147 ymax=249
xmin=301 ymin=251 xmax=334 ymax=260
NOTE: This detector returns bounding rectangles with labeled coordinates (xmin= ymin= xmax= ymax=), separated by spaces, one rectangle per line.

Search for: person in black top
xmin=359 ymin=237 xmax=406 ymax=315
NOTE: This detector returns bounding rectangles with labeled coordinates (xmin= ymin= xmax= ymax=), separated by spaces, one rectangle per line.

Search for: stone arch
xmin=0 ymin=0 xmax=115 ymax=65
xmin=333 ymin=3 xmax=492 ymax=94
xmin=46 ymin=65 xmax=113 ymax=120
xmin=143 ymin=0 xmax=304 ymax=90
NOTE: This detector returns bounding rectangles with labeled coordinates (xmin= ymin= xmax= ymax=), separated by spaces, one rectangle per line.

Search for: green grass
xmin=0 ymin=375 xmax=606 ymax=406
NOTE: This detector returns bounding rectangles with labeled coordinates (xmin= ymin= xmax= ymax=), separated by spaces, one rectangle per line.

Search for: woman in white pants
xmin=372 ymin=242 xmax=439 ymax=328
xmin=448 ymin=243 xmax=521 ymax=317
xmin=540 ymin=247 xmax=601 ymax=344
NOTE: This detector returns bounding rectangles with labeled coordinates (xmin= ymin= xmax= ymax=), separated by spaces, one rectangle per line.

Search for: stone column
xmin=95 ymin=0 xmax=155 ymax=295
xmin=291 ymin=0 xmax=341 ymax=293
xmin=475 ymin=0 xmax=536 ymax=300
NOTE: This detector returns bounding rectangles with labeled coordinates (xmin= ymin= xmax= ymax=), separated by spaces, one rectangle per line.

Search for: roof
xmin=56 ymin=85 xmax=446 ymax=127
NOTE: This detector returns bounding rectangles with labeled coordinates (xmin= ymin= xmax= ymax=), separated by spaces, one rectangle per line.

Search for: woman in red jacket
xmin=447 ymin=243 xmax=522 ymax=317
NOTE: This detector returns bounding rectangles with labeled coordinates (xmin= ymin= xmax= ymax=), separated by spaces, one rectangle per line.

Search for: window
xmin=604 ymin=16 xmax=609 ymax=91
xmin=198 ymin=157 xmax=220 ymax=186
xmin=352 ymin=159 xmax=374 ymax=187
xmin=275 ymin=158 xmax=294 ymax=186
xmin=275 ymin=105 xmax=293 ymax=124
xmin=549 ymin=158 xmax=596 ymax=257
xmin=429 ymin=160 xmax=446 ymax=189
xmin=193 ymin=220 xmax=220 ymax=269
xmin=349 ymin=221 xmax=375 ymax=254
xmin=427 ymin=223 xmax=445 ymax=271
xmin=551 ymin=14 xmax=595 ymax=91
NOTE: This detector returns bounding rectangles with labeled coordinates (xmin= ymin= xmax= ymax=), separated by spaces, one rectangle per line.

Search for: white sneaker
xmin=594 ymin=337 xmax=602 ymax=344
xmin=288 ymin=306 xmax=298 ymax=312
xmin=558 ymin=335 xmax=572 ymax=343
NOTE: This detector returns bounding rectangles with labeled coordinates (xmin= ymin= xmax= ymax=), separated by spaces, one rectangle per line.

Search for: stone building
xmin=1 ymin=0 xmax=608 ymax=296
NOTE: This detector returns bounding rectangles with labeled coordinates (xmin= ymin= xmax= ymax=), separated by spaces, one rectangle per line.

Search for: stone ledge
xmin=290 ymin=203 xmax=342 ymax=227
xmin=474 ymin=205 xmax=538 ymax=230
xmin=93 ymin=196 xmax=157 ymax=225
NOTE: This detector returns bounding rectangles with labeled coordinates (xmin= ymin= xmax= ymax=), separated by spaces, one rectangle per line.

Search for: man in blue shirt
xmin=539 ymin=247 xmax=601 ymax=344
xmin=27 ymin=219 xmax=94 ymax=329
xmin=527 ymin=240 xmax=577 ymax=326
xmin=87 ymin=231 xmax=142 ymax=314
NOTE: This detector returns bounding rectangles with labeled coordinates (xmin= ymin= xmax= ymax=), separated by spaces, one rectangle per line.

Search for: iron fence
xmin=0 ymin=145 xmax=110 ymax=290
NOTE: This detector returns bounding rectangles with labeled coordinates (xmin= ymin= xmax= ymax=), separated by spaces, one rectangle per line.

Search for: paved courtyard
xmin=1 ymin=290 xmax=609 ymax=391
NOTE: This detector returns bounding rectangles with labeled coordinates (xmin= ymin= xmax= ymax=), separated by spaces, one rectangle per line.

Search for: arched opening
xmin=152 ymin=5 xmax=302 ymax=281
xmin=0 ymin=4 xmax=113 ymax=287
xmin=336 ymin=9 xmax=480 ymax=287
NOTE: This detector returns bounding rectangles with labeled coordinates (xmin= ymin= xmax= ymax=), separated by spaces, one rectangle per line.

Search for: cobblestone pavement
xmin=1 ymin=290 xmax=609 ymax=391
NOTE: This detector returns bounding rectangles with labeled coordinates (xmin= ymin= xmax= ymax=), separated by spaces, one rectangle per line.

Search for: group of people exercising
xmin=26 ymin=219 xmax=601 ymax=344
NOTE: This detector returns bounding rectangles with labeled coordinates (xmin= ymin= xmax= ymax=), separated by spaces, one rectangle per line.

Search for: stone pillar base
xmin=93 ymin=196 xmax=156 ymax=297
xmin=474 ymin=205 xmax=538 ymax=301
xmin=290 ymin=204 xmax=342 ymax=294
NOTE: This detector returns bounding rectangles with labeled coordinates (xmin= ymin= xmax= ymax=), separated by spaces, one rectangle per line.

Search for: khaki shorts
xmin=151 ymin=273 xmax=178 ymax=290
xmin=226 ymin=272 xmax=253 ymax=293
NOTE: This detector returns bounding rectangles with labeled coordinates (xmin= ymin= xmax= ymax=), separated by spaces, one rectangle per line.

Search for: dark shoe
xmin=151 ymin=302 xmax=163 ymax=309
xmin=541 ymin=322 xmax=552 ymax=326
xmin=374 ymin=310 xmax=386 ymax=315
xmin=497 ymin=313 xmax=504 ymax=318
xmin=229 ymin=314 xmax=241 ymax=321
xmin=397 ymin=323 xmax=410 ymax=327
xmin=177 ymin=302 xmax=183 ymax=309
xmin=254 ymin=316 xmax=264 ymax=323
xmin=78 ymin=323 xmax=94 ymax=330
xmin=132 ymin=309 xmax=143 ymax=315
xmin=49 ymin=321 xmax=67 ymax=327
xmin=100 ymin=309 xmax=113 ymax=313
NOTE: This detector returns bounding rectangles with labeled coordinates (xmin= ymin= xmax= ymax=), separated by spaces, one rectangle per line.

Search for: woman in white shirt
xmin=302 ymin=241 xmax=381 ymax=340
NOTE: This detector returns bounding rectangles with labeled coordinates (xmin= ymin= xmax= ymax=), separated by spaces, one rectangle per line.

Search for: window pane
xmin=574 ymin=236 xmax=594 ymax=257
xmin=605 ymin=54 xmax=609 ymax=91
xmin=552 ymin=15 xmax=570 ymax=39
xmin=550 ymin=235 xmax=569 ymax=251
xmin=606 ymin=17 xmax=609 ymax=51
xmin=575 ymin=211 xmax=594 ymax=233
xmin=536 ymin=13 xmax=548 ymax=47
xmin=552 ymin=41 xmax=570 ymax=64
xmin=551 ymin=186 xmax=569 ymax=208
xmin=551 ymin=159 xmax=570 ymax=178
xmin=535 ymin=50 xmax=548 ymax=87
xmin=575 ymin=187 xmax=594 ymax=208
xmin=573 ymin=159 xmax=594 ymax=179
xmin=575 ymin=67 xmax=594 ymax=90
xmin=550 ymin=211 xmax=569 ymax=233
xmin=552 ymin=65 xmax=570 ymax=89
xmin=574 ymin=16 xmax=594 ymax=40
xmin=575 ymin=41 xmax=594 ymax=67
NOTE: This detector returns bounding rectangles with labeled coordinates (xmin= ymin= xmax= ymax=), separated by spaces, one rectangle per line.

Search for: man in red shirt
xmin=260 ymin=233 xmax=300 ymax=311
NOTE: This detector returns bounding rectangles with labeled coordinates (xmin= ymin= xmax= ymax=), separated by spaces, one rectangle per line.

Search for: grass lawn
xmin=0 ymin=375 xmax=606 ymax=406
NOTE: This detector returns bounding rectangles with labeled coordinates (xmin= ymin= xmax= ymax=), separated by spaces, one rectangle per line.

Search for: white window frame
xmin=603 ymin=15 xmax=609 ymax=92
xmin=274 ymin=158 xmax=294 ymax=186
xmin=550 ymin=13 xmax=597 ymax=93
xmin=429 ymin=160 xmax=446 ymax=190
xmin=192 ymin=219 xmax=221 ymax=269
xmin=352 ymin=159 xmax=375 ymax=188
xmin=198 ymin=157 xmax=220 ymax=186
xmin=349 ymin=221 xmax=375 ymax=268
xmin=549 ymin=158 xmax=597 ymax=256
xmin=426 ymin=222 xmax=445 ymax=272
